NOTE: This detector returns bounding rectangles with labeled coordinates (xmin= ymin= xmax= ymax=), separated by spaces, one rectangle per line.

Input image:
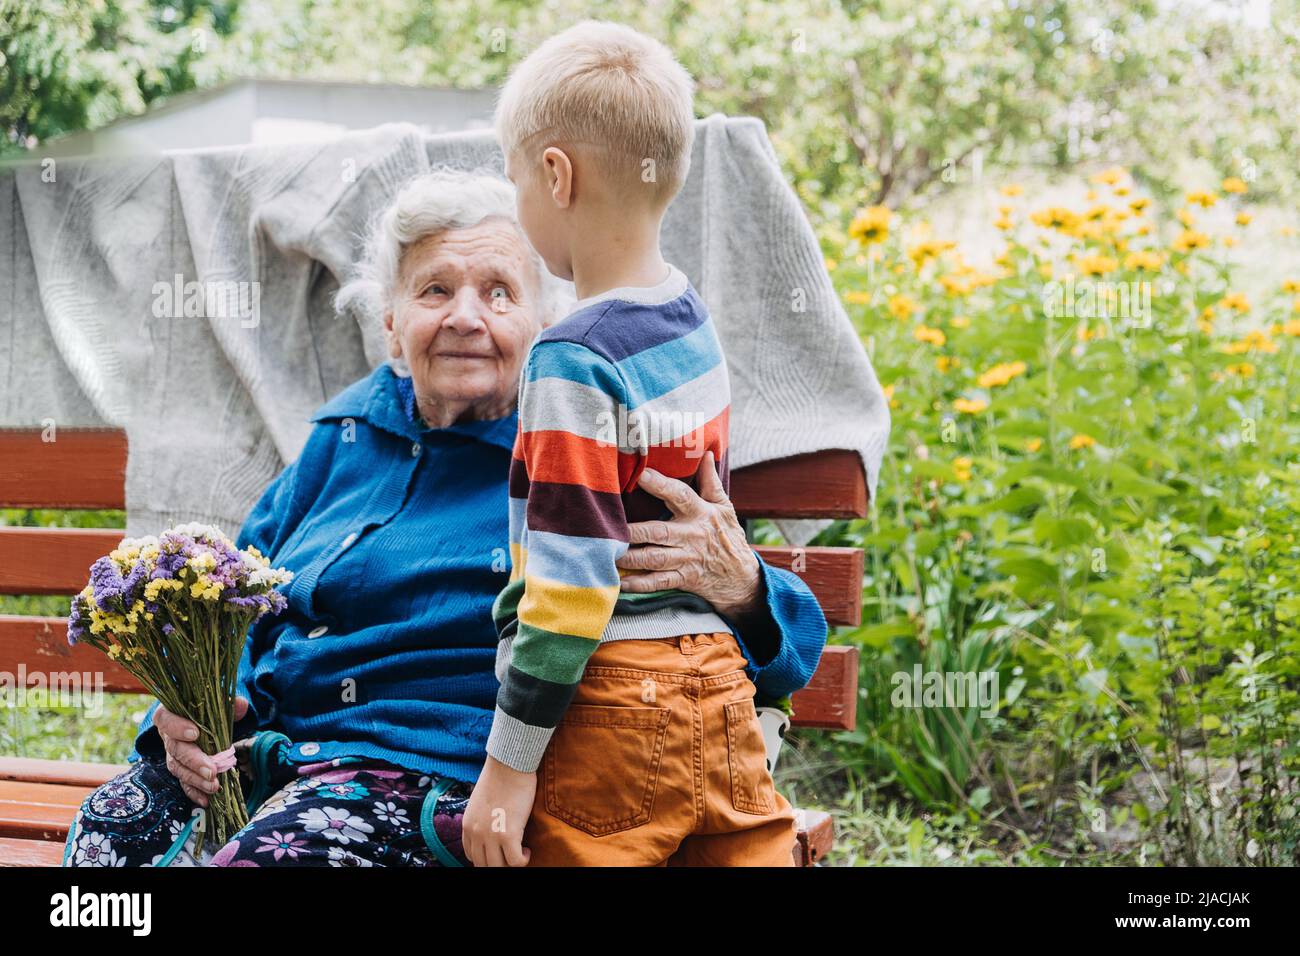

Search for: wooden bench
xmin=0 ymin=428 xmax=864 ymax=867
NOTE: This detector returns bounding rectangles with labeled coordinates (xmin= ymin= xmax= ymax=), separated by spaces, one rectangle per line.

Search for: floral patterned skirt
xmin=63 ymin=733 xmax=471 ymax=867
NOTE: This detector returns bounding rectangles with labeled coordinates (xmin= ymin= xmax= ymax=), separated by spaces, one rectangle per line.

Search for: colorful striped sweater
xmin=486 ymin=264 xmax=736 ymax=773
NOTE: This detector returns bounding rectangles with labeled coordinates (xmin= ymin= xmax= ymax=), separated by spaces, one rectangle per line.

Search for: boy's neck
xmin=568 ymin=213 xmax=670 ymax=301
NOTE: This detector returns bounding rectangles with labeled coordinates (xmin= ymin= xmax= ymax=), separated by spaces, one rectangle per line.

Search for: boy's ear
xmin=542 ymin=146 xmax=574 ymax=209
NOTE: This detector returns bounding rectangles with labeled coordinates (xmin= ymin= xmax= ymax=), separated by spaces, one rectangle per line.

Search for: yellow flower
xmin=1000 ymin=184 xmax=1024 ymax=196
xmin=950 ymin=314 xmax=971 ymax=329
xmin=1091 ymin=166 xmax=1127 ymax=186
xmin=1221 ymin=330 xmax=1276 ymax=354
xmin=1128 ymin=197 xmax=1150 ymax=214
xmin=1177 ymin=208 xmax=1196 ymax=227
xmin=954 ymin=397 xmax=988 ymax=415
xmin=977 ymin=361 xmax=1028 ymax=389
xmin=1068 ymin=434 xmax=1096 ymax=450
xmin=888 ymin=294 xmax=917 ymax=321
xmin=1114 ymin=185 xmax=1131 ymax=197
xmin=1185 ymin=190 xmax=1219 ymax=208
xmin=1221 ymin=292 xmax=1250 ymax=313
xmin=1282 ymin=280 xmax=1300 ymax=294
xmin=1123 ymin=250 xmax=1164 ymax=272
xmin=1222 ymin=236 xmax=1238 ymax=248
xmin=939 ymin=274 xmax=972 ymax=296
xmin=849 ymin=205 xmax=892 ymax=245
xmin=1172 ymin=230 xmax=1211 ymax=253
xmin=1222 ymin=177 xmax=1248 ymax=194
xmin=994 ymin=216 xmax=1014 ymax=231
xmin=913 ymin=324 xmax=946 ymax=346
xmin=1133 ymin=223 xmax=1152 ymax=236
xmin=953 ymin=457 xmax=973 ymax=482
xmin=1031 ymin=207 xmax=1079 ymax=231
xmin=881 ymin=384 xmax=899 ymax=409
xmin=906 ymin=239 xmax=957 ymax=269
xmin=1236 ymin=211 xmax=1252 ymax=226
xmin=1077 ymin=254 xmax=1118 ymax=277
xmin=107 ymin=644 xmax=122 ymax=660
xmin=844 ymin=290 xmax=871 ymax=305
xmin=1026 ymin=438 xmax=1043 ymax=453
xmin=825 ymin=257 xmax=837 ymax=271
xmin=1224 ymin=362 xmax=1255 ymax=377
xmin=936 ymin=355 xmax=960 ymax=372
xmin=1281 ymin=319 xmax=1300 ymax=337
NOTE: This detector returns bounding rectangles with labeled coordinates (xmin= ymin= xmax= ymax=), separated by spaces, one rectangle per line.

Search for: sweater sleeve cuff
xmin=745 ymin=557 xmax=829 ymax=703
xmin=485 ymin=706 xmax=553 ymax=773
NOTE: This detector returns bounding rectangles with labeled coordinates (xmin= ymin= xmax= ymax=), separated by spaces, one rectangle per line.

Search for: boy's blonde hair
xmin=495 ymin=20 xmax=696 ymax=204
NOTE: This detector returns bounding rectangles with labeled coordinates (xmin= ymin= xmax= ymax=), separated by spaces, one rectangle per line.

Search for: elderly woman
xmin=62 ymin=169 xmax=826 ymax=868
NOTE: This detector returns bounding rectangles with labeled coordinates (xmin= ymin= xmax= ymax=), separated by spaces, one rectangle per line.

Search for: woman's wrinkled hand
xmin=155 ymin=695 xmax=249 ymax=807
xmin=618 ymin=450 xmax=763 ymax=620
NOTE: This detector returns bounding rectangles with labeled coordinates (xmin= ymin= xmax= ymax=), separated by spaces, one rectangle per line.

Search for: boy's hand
xmin=463 ymin=755 xmax=537 ymax=867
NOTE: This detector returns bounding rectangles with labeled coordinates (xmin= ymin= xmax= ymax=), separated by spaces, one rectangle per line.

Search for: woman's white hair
xmin=336 ymin=167 xmax=568 ymax=376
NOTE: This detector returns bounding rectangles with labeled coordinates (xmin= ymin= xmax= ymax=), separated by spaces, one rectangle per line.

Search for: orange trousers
xmin=523 ymin=632 xmax=797 ymax=866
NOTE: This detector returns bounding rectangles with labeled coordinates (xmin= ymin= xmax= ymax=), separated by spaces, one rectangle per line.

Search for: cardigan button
xmin=307 ymin=625 xmax=329 ymax=638
xmin=411 ymin=441 xmax=422 ymax=457
xmin=341 ymin=532 xmax=358 ymax=550
xmin=299 ymin=743 xmax=320 ymax=756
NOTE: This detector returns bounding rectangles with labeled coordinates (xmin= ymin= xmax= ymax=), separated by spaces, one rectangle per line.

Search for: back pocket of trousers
xmin=724 ymin=699 xmax=777 ymax=814
xmin=543 ymin=704 xmax=670 ymax=837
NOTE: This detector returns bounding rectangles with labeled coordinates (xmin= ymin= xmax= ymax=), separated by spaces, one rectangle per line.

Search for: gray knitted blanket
xmin=0 ymin=115 xmax=889 ymax=539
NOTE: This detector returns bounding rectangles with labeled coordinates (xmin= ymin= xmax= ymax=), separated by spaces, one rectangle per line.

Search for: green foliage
xmin=812 ymin=170 xmax=1299 ymax=863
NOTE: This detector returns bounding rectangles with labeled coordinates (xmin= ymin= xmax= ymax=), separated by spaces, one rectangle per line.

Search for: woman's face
xmin=387 ymin=218 xmax=542 ymax=425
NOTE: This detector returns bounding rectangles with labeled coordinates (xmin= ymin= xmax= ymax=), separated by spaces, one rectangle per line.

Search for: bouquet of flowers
xmin=67 ymin=523 xmax=293 ymax=853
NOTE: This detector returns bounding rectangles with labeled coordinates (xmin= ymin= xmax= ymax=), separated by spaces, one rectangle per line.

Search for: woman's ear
xmin=543 ymin=146 xmax=574 ymax=209
xmin=383 ymin=309 xmax=403 ymax=359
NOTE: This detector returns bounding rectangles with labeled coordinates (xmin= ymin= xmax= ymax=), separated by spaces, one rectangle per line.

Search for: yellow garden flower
xmin=1185 ymin=190 xmax=1219 ymax=208
xmin=950 ymin=314 xmax=971 ymax=329
xmin=1221 ymin=330 xmax=1277 ymax=354
xmin=906 ymin=239 xmax=957 ymax=269
xmin=881 ymin=384 xmax=899 ymax=408
xmin=1281 ymin=319 xmax=1300 ymax=337
xmin=1236 ymin=212 xmax=1253 ymax=226
xmin=953 ymin=457 xmax=973 ymax=482
xmin=994 ymin=216 xmax=1014 ymax=231
xmin=936 ymin=355 xmax=960 ymax=372
xmin=1026 ymin=438 xmax=1043 ymax=453
xmin=825 ymin=257 xmax=837 ymax=271
xmin=1221 ymin=292 xmax=1250 ymax=313
xmin=1068 ymin=434 xmax=1097 ymax=450
xmin=977 ymin=361 xmax=1028 ymax=388
xmin=954 ymin=397 xmax=988 ymax=415
xmin=1222 ymin=236 xmax=1238 ymax=248
xmin=1123 ymin=250 xmax=1164 ymax=272
xmin=1077 ymin=254 xmax=1118 ymax=277
xmin=913 ymin=324 xmax=946 ymax=346
xmin=844 ymin=290 xmax=871 ymax=305
xmin=1222 ymin=177 xmax=1248 ymax=194
xmin=1282 ymin=280 xmax=1300 ymax=294
xmin=1128 ymin=196 xmax=1150 ymax=214
xmin=888 ymin=293 xmax=917 ymax=321
xmin=1091 ymin=166 xmax=1127 ymax=186
xmin=849 ymin=205 xmax=892 ymax=245
xmin=1000 ymin=184 xmax=1025 ymax=196
xmin=1177 ymin=208 xmax=1196 ymax=227
xmin=1224 ymin=362 xmax=1255 ymax=377
xmin=1030 ymin=207 xmax=1080 ymax=231
xmin=1172 ymin=230 xmax=1211 ymax=253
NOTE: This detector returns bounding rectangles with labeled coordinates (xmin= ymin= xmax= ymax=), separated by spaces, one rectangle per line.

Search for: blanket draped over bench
xmin=0 ymin=115 xmax=888 ymax=538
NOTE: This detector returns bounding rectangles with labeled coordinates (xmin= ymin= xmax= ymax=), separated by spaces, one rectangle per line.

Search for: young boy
xmin=461 ymin=20 xmax=822 ymax=867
